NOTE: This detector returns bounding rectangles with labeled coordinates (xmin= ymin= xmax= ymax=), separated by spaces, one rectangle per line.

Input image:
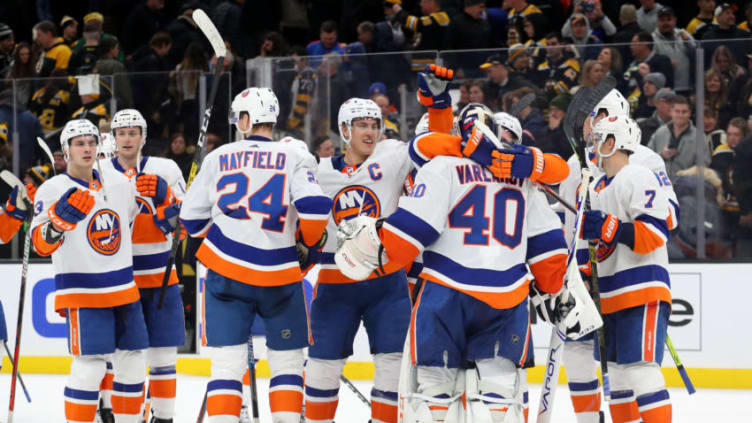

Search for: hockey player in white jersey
xmin=30 ymin=119 xmax=149 ymax=423
xmin=334 ymin=111 xmax=573 ymax=423
xmin=180 ymin=87 xmax=332 ymax=423
xmin=98 ymin=109 xmax=186 ymax=423
xmin=578 ymin=115 xmax=672 ymax=423
xmin=557 ymin=89 xmax=679 ymax=423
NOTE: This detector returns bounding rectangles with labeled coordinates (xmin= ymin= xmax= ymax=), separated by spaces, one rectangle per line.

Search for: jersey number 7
xmin=448 ymin=185 xmax=525 ymax=248
xmin=216 ymin=173 xmax=288 ymax=232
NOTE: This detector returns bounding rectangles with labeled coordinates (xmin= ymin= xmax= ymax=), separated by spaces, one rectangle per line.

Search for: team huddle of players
xmin=0 ymin=64 xmax=676 ymax=423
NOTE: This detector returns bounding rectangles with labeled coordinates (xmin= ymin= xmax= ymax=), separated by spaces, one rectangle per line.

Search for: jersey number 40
xmin=448 ymin=186 xmax=525 ymax=248
xmin=216 ymin=173 xmax=288 ymax=232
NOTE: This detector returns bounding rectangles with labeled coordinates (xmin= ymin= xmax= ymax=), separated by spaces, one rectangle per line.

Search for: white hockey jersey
xmin=317 ymin=138 xmax=415 ymax=283
xmin=179 ymin=135 xmax=331 ymax=286
xmin=100 ymin=156 xmax=186 ymax=288
xmin=587 ymin=164 xmax=672 ymax=314
xmin=380 ymin=156 xmax=568 ymax=309
xmin=31 ymin=169 xmax=139 ymax=311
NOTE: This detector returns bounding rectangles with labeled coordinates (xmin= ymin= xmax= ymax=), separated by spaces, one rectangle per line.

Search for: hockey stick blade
xmin=510 ymin=93 xmax=536 ymax=119
xmin=0 ymin=170 xmax=23 ymax=190
xmin=36 ymin=137 xmax=57 ymax=176
xmin=192 ymin=9 xmax=226 ymax=59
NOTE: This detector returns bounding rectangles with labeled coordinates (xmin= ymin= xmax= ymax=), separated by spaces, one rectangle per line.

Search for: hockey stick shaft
xmin=2 ymin=342 xmax=30 ymax=403
xmin=247 ymin=336 xmax=260 ymax=422
xmin=157 ymin=13 xmax=226 ymax=309
xmin=665 ymin=335 xmax=695 ymax=394
xmin=536 ymin=327 xmax=565 ymax=423
xmin=340 ymin=374 xmax=371 ymax=407
xmin=195 ymin=388 xmax=208 ymax=423
xmin=36 ymin=137 xmax=57 ymax=176
xmin=7 ymin=211 xmax=34 ymax=422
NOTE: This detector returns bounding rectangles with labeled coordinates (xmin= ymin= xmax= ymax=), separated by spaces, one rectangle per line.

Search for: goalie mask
xmin=60 ymin=119 xmax=100 ymax=162
xmin=338 ymin=98 xmax=383 ymax=145
xmin=230 ymin=87 xmax=280 ymax=134
xmin=453 ymin=103 xmax=498 ymax=139
xmin=111 ymin=108 xmax=147 ymax=148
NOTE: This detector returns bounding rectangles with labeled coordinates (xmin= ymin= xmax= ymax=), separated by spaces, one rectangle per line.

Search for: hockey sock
xmin=268 ymin=348 xmax=305 ymax=423
xmin=207 ymin=345 xmax=245 ymax=422
xmin=66 ymin=356 xmax=107 ymax=422
xmin=636 ymin=389 xmax=671 ymax=422
xmin=147 ymin=347 xmax=178 ymax=419
xmin=371 ymin=352 xmax=401 ymax=423
xmin=564 ymin=340 xmax=603 ymax=423
xmin=112 ymin=349 xmax=146 ymax=423
xmin=99 ymin=360 xmax=114 ymax=410
xmin=304 ymin=357 xmax=346 ymax=423
xmin=568 ymin=379 xmax=602 ymax=423
xmin=608 ymin=390 xmax=640 ymax=423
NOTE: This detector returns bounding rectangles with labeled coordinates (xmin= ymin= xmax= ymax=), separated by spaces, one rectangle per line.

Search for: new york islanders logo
xmin=332 ymin=185 xmax=381 ymax=225
xmin=135 ymin=197 xmax=153 ymax=215
xmin=87 ymin=209 xmax=122 ymax=255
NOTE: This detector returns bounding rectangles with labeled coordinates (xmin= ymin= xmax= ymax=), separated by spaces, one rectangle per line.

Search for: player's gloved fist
xmin=4 ymin=184 xmax=31 ymax=221
xmin=49 ymin=187 xmax=96 ymax=231
xmin=530 ymin=284 xmax=572 ymax=325
xmin=136 ymin=173 xmax=173 ymax=206
xmin=154 ymin=202 xmax=181 ymax=235
xmin=417 ymin=64 xmax=454 ymax=109
xmin=580 ymin=210 xmax=621 ymax=245
xmin=334 ymin=215 xmax=386 ymax=280
xmin=460 ymin=123 xmax=497 ymax=167
xmin=490 ymin=145 xmax=545 ymax=181
xmin=297 ymin=228 xmax=327 ymax=274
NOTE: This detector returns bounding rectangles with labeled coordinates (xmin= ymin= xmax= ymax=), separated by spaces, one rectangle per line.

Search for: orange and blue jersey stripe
xmin=64 ymin=386 xmax=99 ymax=422
xmin=54 ymin=266 xmax=139 ymax=310
xmin=599 ymin=265 xmax=671 ymax=314
xmin=206 ymin=379 xmax=243 ymax=418
xmin=133 ymin=250 xmax=178 ymax=288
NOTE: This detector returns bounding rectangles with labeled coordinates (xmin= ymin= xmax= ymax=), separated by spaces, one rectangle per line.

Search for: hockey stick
xmin=3 ymin=341 xmax=31 ymax=403
xmin=247 ymin=336 xmax=260 ymax=423
xmin=340 ymin=375 xmax=370 ymax=407
xmin=195 ymin=389 xmax=208 ymax=423
xmin=36 ymin=137 xmax=57 ymax=176
xmin=2 ymin=170 xmax=35 ymax=423
xmin=157 ymin=8 xmax=226 ymax=309
xmin=665 ymin=334 xmax=696 ymax=394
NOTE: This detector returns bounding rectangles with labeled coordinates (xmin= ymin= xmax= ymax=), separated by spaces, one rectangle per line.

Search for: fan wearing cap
xmin=536 ymin=93 xmax=574 ymax=159
xmin=479 ymin=54 xmax=533 ymax=110
xmin=30 ymin=118 xmax=149 ymax=423
xmin=71 ymin=12 xmax=125 ymax=63
xmin=652 ymin=6 xmax=696 ymax=94
xmin=632 ymin=72 xmax=666 ymax=119
xmin=448 ymin=0 xmax=491 ymax=72
xmin=568 ymin=12 xmax=604 ymax=61
xmin=32 ymin=20 xmax=73 ymax=78
xmin=0 ymin=23 xmax=15 ymax=74
xmin=687 ymin=0 xmax=718 ymax=35
xmin=637 ymin=87 xmax=675 ymax=144
xmin=701 ymin=3 xmax=752 ymax=67
xmin=60 ymin=16 xmax=79 ymax=48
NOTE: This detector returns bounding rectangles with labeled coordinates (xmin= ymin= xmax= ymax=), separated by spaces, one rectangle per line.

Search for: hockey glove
xmin=460 ymin=122 xmax=497 ymax=167
xmin=417 ymin=64 xmax=454 ymax=109
xmin=136 ymin=173 xmax=174 ymax=207
xmin=4 ymin=185 xmax=31 ymax=221
xmin=154 ymin=202 xmax=181 ymax=235
xmin=334 ymin=215 xmax=386 ymax=280
xmin=530 ymin=284 xmax=574 ymax=325
xmin=49 ymin=187 xmax=96 ymax=231
xmin=580 ymin=211 xmax=622 ymax=247
xmin=490 ymin=145 xmax=545 ymax=181
xmin=297 ymin=228 xmax=327 ymax=275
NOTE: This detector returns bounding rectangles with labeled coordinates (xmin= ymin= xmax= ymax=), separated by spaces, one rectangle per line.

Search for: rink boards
xmin=0 ymin=262 xmax=750 ymax=389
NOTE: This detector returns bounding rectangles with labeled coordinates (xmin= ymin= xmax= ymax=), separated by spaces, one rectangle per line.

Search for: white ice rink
xmin=0 ymin=373 xmax=749 ymax=422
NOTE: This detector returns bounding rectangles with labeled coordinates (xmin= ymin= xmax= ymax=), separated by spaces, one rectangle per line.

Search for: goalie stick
xmin=1 ymin=170 xmax=35 ymax=422
xmin=158 ymin=8 xmax=227 ymax=309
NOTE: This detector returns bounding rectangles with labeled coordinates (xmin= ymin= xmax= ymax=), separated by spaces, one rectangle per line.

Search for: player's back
xmin=392 ymin=156 xmax=565 ymax=309
xmin=181 ymin=136 xmax=330 ymax=286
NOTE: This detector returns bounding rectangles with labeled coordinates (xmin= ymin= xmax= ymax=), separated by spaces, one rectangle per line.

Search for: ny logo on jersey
xmin=135 ymin=197 xmax=153 ymax=215
xmin=332 ymin=185 xmax=381 ymax=225
xmin=87 ymin=209 xmax=122 ymax=255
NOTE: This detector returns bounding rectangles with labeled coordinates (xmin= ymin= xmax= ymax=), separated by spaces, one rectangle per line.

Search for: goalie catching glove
xmin=530 ymin=284 xmax=574 ymax=326
xmin=334 ymin=215 xmax=388 ymax=280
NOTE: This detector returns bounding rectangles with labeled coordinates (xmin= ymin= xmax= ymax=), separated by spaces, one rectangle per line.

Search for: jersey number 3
xmin=217 ymin=173 xmax=288 ymax=232
xmin=448 ymin=186 xmax=525 ymax=248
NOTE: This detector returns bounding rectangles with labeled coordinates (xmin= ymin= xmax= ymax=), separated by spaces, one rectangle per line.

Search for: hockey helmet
xmin=453 ymin=103 xmax=499 ymax=143
xmin=111 ymin=108 xmax=147 ymax=149
xmin=60 ymin=119 xmax=100 ymax=162
xmin=338 ymin=98 xmax=383 ymax=145
xmin=494 ymin=111 xmax=523 ymax=143
xmin=230 ymin=87 xmax=279 ymax=133
xmin=588 ymin=115 xmax=637 ymax=168
xmin=591 ymin=89 xmax=629 ymax=121
xmin=414 ymin=112 xmax=429 ymax=136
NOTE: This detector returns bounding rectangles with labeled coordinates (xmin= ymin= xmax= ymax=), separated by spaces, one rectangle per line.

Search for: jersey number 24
xmin=448 ymin=185 xmax=525 ymax=248
xmin=216 ymin=173 xmax=288 ymax=232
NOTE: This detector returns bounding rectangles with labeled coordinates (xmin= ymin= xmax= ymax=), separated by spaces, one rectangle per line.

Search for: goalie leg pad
xmin=470 ymin=358 xmax=523 ymax=423
xmin=267 ymin=347 xmax=305 ymax=422
xmin=66 ymin=355 xmax=108 ymax=423
xmin=304 ymin=357 xmax=346 ymax=423
xmin=563 ymin=338 xmax=602 ymax=421
xmin=408 ymin=366 xmax=463 ymax=423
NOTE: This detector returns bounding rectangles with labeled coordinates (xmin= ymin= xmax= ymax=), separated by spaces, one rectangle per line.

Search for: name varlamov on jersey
xmin=455 ymin=163 xmax=525 ymax=187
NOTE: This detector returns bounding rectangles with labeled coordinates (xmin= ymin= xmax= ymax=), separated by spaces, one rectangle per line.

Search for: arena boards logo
xmin=87 ymin=209 xmax=121 ymax=255
xmin=332 ymin=185 xmax=381 ymax=225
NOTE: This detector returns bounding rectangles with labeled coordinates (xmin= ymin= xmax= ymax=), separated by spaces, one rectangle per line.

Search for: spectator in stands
xmin=4 ymin=42 xmax=35 ymax=105
xmin=561 ymin=0 xmax=616 ymax=42
xmin=687 ymin=0 xmax=717 ymax=36
xmin=60 ymin=16 xmax=78 ymax=48
xmin=507 ymin=44 xmax=534 ymax=77
xmin=372 ymin=93 xmax=400 ymax=139
xmin=204 ymin=132 xmax=223 ymax=153
xmin=285 ymin=47 xmax=317 ymax=136
xmin=732 ymin=126 xmax=752 ymax=256
xmin=702 ymin=2 xmax=752 ymax=67
xmin=163 ymin=132 xmax=192 ymax=178
xmin=169 ymin=41 xmax=208 ymax=143
xmin=0 ymin=88 xmax=44 ymax=174
xmin=167 ymin=1 xmax=207 ymax=66
xmin=479 ymin=54 xmax=530 ymax=110
xmin=711 ymin=45 xmax=746 ymax=90
xmin=704 ymin=108 xmax=726 ymax=152
xmin=312 ymin=135 xmax=335 ymax=159
xmin=306 ymin=20 xmax=345 ymax=68
xmin=32 ymin=20 xmax=72 ymax=78
xmin=536 ymin=33 xmax=580 ymax=97
xmin=258 ymin=31 xmax=289 ymax=57
xmin=468 ymin=80 xmax=487 ymax=107
xmin=507 ymin=0 xmax=548 ymax=44
xmin=0 ymin=23 xmax=14 ymax=76
xmin=568 ymin=13 xmax=602 ymax=61
xmin=211 ymin=0 xmax=246 ymax=57
xmin=402 ymin=0 xmax=450 ymax=51
xmin=96 ymin=37 xmax=133 ymax=108
xmin=626 ymin=31 xmax=674 ymax=91
xmin=613 ymin=4 xmax=640 ymax=64
xmin=24 ymin=165 xmax=49 ymax=187
xmin=648 ymin=95 xmax=699 ymax=180
xmin=710 ymin=117 xmax=745 ymax=243
xmin=637 ymin=87 xmax=674 ymax=144
xmin=504 ymin=87 xmax=544 ymax=146
xmin=456 ymin=81 xmax=471 ymax=111
xmin=536 ymin=92 xmax=572 ymax=159
xmin=131 ymin=31 xmax=173 ymax=132
xmin=29 ymin=68 xmax=71 ymax=135
xmin=598 ymin=46 xmax=624 ymax=81
xmin=123 ymin=0 xmax=170 ymax=56
xmin=703 ymin=68 xmax=733 ymax=131
xmin=578 ymin=59 xmax=605 ymax=89
xmin=72 ymin=13 xmax=124 ymax=63
xmin=634 ymin=72 xmax=665 ymax=119
xmin=68 ymin=20 xmax=101 ymax=75
xmin=448 ymin=0 xmax=491 ymax=76
xmin=636 ymin=0 xmax=663 ymax=33
xmin=52 ymin=150 xmax=66 ymax=174
xmin=652 ymin=6 xmax=696 ymax=95
xmin=375 ymin=0 xmax=410 ymax=53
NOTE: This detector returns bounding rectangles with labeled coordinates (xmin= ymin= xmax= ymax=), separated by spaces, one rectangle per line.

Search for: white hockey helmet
xmin=111 ymin=109 xmax=147 ymax=148
xmin=338 ymin=98 xmax=383 ymax=145
xmin=230 ymin=87 xmax=279 ymax=134
xmin=60 ymin=119 xmax=100 ymax=162
xmin=414 ymin=112 xmax=429 ymax=136
xmin=589 ymin=115 xmax=637 ymax=168
xmin=99 ymin=132 xmax=117 ymax=159
xmin=592 ymin=89 xmax=629 ymax=120
xmin=494 ymin=111 xmax=523 ymax=144
xmin=453 ymin=103 xmax=499 ymax=142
